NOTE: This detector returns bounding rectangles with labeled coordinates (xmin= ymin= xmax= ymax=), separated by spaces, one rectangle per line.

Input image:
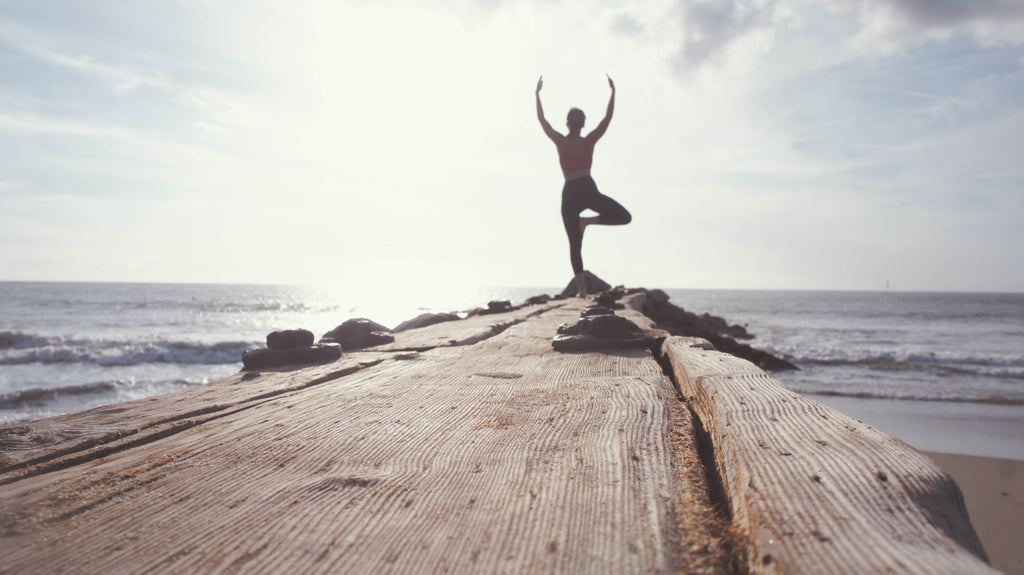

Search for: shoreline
xmin=808 ymin=393 xmax=1024 ymax=462
xmin=925 ymin=451 xmax=1024 ymax=575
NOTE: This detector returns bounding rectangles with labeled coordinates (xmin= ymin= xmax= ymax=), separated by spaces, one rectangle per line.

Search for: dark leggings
xmin=561 ymin=176 xmax=631 ymax=274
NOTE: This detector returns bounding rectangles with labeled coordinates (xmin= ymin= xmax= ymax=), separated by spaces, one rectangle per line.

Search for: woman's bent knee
xmin=599 ymin=211 xmax=631 ymax=226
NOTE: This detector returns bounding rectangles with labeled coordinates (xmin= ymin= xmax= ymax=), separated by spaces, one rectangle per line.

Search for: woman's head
xmin=567 ymin=108 xmax=586 ymax=131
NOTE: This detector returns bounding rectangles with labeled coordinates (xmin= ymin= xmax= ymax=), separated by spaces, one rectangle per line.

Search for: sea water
xmin=666 ymin=290 xmax=1024 ymax=405
xmin=667 ymin=289 xmax=1024 ymax=459
xmin=2 ymin=283 xmax=1022 ymax=457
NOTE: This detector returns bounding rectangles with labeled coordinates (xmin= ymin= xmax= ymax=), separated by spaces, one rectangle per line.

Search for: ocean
xmin=672 ymin=290 xmax=1024 ymax=405
xmin=2 ymin=282 xmax=1022 ymax=458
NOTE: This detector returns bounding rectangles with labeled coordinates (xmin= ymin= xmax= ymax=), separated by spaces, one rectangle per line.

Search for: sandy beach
xmin=926 ymin=452 xmax=1024 ymax=575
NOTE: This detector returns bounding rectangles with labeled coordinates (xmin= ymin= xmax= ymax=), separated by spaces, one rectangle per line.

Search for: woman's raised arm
xmin=588 ymin=75 xmax=615 ymax=141
xmin=536 ymin=76 xmax=560 ymax=142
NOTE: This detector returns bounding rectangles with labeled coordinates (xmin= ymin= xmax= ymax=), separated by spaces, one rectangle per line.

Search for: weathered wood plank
xmin=367 ymin=301 xmax=564 ymax=352
xmin=0 ymin=300 xmax=728 ymax=574
xmin=662 ymin=336 xmax=997 ymax=574
xmin=0 ymin=354 xmax=391 ymax=479
xmin=0 ymin=302 xmax=563 ymax=478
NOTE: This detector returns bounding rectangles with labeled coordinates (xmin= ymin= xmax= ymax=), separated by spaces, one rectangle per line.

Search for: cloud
xmin=668 ymin=0 xmax=1024 ymax=76
xmin=0 ymin=16 xmax=173 ymax=95
xmin=2 ymin=1 xmax=1022 ymax=290
xmin=609 ymin=11 xmax=646 ymax=38
xmin=673 ymin=0 xmax=780 ymax=71
xmin=820 ymin=0 xmax=1024 ymax=47
xmin=882 ymin=0 xmax=1024 ymax=27
xmin=0 ymin=112 xmax=133 ymax=140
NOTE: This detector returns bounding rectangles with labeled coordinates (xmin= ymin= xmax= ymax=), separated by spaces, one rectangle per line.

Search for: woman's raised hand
xmin=607 ymin=74 xmax=615 ymax=91
xmin=536 ymin=75 xmax=544 ymax=93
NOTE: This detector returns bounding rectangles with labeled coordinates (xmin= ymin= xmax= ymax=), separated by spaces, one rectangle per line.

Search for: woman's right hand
xmin=536 ymin=75 xmax=543 ymax=93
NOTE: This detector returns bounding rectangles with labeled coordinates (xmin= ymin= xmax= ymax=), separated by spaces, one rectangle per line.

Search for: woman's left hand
xmin=607 ymin=74 xmax=615 ymax=91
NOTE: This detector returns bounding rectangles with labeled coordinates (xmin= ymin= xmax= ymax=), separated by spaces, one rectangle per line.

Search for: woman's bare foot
xmin=574 ymin=271 xmax=588 ymax=297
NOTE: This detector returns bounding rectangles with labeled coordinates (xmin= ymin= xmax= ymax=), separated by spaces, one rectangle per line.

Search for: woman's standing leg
xmin=562 ymin=196 xmax=586 ymax=296
xmin=561 ymin=182 xmax=589 ymax=296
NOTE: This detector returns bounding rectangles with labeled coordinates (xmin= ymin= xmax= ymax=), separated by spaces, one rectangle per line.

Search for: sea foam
xmin=0 ymin=331 xmax=255 ymax=367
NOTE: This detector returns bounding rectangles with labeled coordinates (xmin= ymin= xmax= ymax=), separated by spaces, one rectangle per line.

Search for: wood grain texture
xmin=0 ymin=354 xmax=391 ymax=480
xmin=367 ymin=302 xmax=561 ymax=352
xmin=661 ymin=336 xmax=997 ymax=575
xmin=0 ymin=302 xmax=561 ymax=478
xmin=0 ymin=300 xmax=727 ymax=574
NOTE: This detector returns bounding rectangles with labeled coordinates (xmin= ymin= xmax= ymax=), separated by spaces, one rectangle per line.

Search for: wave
xmin=767 ymin=344 xmax=1024 ymax=378
xmin=0 ymin=331 xmax=52 ymax=350
xmin=0 ymin=379 xmax=195 ymax=411
xmin=797 ymin=388 xmax=1024 ymax=406
xmin=0 ymin=331 xmax=254 ymax=366
xmin=0 ymin=381 xmax=122 ymax=409
xmin=115 ymin=300 xmax=322 ymax=314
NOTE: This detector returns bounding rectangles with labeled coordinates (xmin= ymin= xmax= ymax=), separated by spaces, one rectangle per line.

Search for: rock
xmin=526 ymin=294 xmax=552 ymax=305
xmin=242 ymin=343 xmax=342 ymax=370
xmin=581 ymin=305 xmax=615 ymax=318
xmin=466 ymin=300 xmax=513 ymax=317
xmin=559 ymin=271 xmax=612 ymax=297
xmin=556 ymin=314 xmax=640 ymax=337
xmin=640 ymin=289 xmax=797 ymax=371
xmin=266 ymin=329 xmax=314 ymax=350
xmin=645 ymin=289 xmax=670 ymax=306
xmin=590 ymin=314 xmax=639 ymax=337
xmin=486 ymin=300 xmax=513 ymax=314
xmin=320 ymin=318 xmax=395 ymax=350
xmin=698 ymin=313 xmax=752 ymax=340
xmin=597 ymin=286 xmax=627 ymax=301
xmin=594 ymin=290 xmax=625 ymax=309
xmin=553 ymin=311 xmax=654 ymax=352
xmin=393 ymin=312 xmax=461 ymax=333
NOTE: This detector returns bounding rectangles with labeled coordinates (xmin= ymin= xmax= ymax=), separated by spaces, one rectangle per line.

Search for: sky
xmin=1 ymin=0 xmax=1023 ymax=293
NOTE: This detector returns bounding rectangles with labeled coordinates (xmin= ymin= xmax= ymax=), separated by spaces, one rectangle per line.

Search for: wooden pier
xmin=0 ymin=293 xmax=996 ymax=574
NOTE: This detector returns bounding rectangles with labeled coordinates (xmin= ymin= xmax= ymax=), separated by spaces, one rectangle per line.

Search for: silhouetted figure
xmin=536 ymin=75 xmax=631 ymax=297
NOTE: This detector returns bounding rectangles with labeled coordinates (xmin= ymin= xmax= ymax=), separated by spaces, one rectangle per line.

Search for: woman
xmin=536 ymin=75 xmax=631 ymax=297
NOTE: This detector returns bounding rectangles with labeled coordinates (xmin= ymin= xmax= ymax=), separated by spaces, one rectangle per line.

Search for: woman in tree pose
xmin=536 ymin=74 xmax=631 ymax=297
